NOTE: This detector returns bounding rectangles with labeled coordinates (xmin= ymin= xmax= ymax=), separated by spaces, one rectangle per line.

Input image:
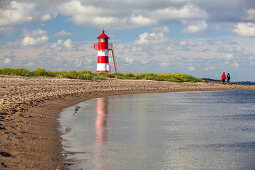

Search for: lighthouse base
xmin=97 ymin=63 xmax=109 ymax=73
xmin=97 ymin=71 xmax=109 ymax=73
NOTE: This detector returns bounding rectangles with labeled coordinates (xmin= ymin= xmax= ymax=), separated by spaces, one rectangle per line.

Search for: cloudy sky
xmin=1 ymin=0 xmax=255 ymax=81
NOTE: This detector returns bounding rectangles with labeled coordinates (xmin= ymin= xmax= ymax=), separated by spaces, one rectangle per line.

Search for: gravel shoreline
xmin=1 ymin=75 xmax=255 ymax=169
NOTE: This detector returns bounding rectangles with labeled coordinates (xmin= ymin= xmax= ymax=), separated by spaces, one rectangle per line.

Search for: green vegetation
xmin=0 ymin=68 xmax=203 ymax=82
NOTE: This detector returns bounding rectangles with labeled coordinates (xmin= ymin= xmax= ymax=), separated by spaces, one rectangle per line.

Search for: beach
xmin=1 ymin=75 xmax=255 ymax=169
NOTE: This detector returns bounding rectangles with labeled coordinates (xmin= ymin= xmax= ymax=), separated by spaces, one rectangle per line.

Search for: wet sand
xmin=1 ymin=75 xmax=255 ymax=169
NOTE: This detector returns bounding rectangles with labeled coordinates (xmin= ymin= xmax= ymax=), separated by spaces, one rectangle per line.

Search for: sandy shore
xmin=1 ymin=75 xmax=255 ymax=169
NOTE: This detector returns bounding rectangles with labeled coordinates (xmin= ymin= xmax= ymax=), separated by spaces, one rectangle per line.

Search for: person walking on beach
xmin=221 ymin=72 xmax=226 ymax=84
xmin=227 ymin=73 xmax=231 ymax=84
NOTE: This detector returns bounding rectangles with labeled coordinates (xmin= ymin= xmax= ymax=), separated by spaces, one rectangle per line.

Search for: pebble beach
xmin=1 ymin=75 xmax=255 ymax=169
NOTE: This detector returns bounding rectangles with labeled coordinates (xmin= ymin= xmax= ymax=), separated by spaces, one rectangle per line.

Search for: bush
xmin=0 ymin=68 xmax=203 ymax=82
xmin=31 ymin=68 xmax=48 ymax=76
xmin=0 ymin=68 xmax=31 ymax=76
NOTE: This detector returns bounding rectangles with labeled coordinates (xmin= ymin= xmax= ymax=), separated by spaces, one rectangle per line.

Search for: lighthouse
xmin=94 ymin=30 xmax=117 ymax=73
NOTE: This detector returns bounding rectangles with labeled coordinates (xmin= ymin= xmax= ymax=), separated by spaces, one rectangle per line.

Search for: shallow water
xmin=59 ymin=90 xmax=255 ymax=170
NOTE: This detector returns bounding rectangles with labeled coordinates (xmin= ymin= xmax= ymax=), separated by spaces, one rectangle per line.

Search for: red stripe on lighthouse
xmin=97 ymin=56 xmax=109 ymax=63
xmin=97 ymin=70 xmax=109 ymax=73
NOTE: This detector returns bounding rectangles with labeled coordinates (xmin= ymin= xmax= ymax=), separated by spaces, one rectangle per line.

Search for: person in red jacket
xmin=221 ymin=72 xmax=226 ymax=84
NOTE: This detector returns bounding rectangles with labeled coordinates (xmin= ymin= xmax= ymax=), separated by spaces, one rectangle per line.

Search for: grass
xmin=0 ymin=68 xmax=203 ymax=82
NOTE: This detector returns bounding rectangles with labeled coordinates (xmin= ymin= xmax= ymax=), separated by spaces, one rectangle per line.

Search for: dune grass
xmin=0 ymin=68 xmax=203 ymax=82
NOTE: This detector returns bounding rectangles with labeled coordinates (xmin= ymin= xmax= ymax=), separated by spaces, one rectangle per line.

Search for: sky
xmin=1 ymin=0 xmax=255 ymax=81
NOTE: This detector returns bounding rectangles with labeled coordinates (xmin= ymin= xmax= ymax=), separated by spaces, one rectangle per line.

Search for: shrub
xmin=0 ymin=68 xmax=31 ymax=76
xmin=0 ymin=68 xmax=203 ymax=82
xmin=31 ymin=68 xmax=48 ymax=76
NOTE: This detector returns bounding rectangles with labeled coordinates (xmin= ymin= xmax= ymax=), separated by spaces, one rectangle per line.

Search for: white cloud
xmin=246 ymin=9 xmax=255 ymax=20
xmin=187 ymin=66 xmax=196 ymax=71
xmin=59 ymin=1 xmax=115 ymax=26
xmin=248 ymin=56 xmax=255 ymax=65
xmin=4 ymin=58 xmax=12 ymax=64
xmin=50 ymin=39 xmax=73 ymax=51
xmin=0 ymin=27 xmax=15 ymax=37
xmin=21 ymin=36 xmax=49 ymax=46
xmin=233 ymin=22 xmax=255 ymax=36
xmin=0 ymin=0 xmax=255 ymax=31
xmin=2 ymin=53 xmax=16 ymax=65
xmin=160 ymin=62 xmax=170 ymax=67
xmin=134 ymin=32 xmax=150 ymax=45
xmin=57 ymin=1 xmax=208 ymax=29
xmin=152 ymin=26 xmax=171 ymax=33
xmin=56 ymin=39 xmax=63 ymax=45
xmin=153 ymin=4 xmax=208 ymax=20
xmin=130 ymin=15 xmax=156 ymax=26
xmin=179 ymin=40 xmax=187 ymax=46
xmin=58 ymin=1 xmax=100 ymax=16
xmin=182 ymin=21 xmax=208 ymax=33
xmin=204 ymin=66 xmax=216 ymax=71
xmin=0 ymin=1 xmax=34 ymax=27
xmin=125 ymin=57 xmax=134 ymax=64
xmin=63 ymin=39 xmax=72 ymax=48
xmin=41 ymin=14 xmax=52 ymax=22
xmin=231 ymin=62 xmax=239 ymax=68
xmin=54 ymin=30 xmax=73 ymax=37
xmin=225 ymin=54 xmax=233 ymax=60
xmin=21 ymin=29 xmax=49 ymax=46
xmin=93 ymin=16 xmax=116 ymax=25
xmin=134 ymin=32 xmax=165 ymax=45
xmin=71 ymin=15 xmax=117 ymax=26
xmin=22 ymin=29 xmax=47 ymax=37
xmin=0 ymin=1 xmax=56 ymax=27
xmin=2 ymin=29 xmax=49 ymax=48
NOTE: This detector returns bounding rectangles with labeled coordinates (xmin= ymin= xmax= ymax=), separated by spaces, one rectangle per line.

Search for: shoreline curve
xmin=1 ymin=75 xmax=255 ymax=169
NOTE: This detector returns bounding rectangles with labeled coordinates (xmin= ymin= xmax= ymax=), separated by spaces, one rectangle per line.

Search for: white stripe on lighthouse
xmin=98 ymin=50 xmax=109 ymax=56
xmin=97 ymin=63 xmax=109 ymax=71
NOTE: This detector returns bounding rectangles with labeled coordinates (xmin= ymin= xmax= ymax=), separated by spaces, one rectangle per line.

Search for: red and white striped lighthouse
xmin=94 ymin=30 xmax=117 ymax=73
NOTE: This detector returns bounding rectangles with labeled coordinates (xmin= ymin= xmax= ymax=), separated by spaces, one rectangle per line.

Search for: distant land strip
xmin=0 ymin=68 xmax=202 ymax=82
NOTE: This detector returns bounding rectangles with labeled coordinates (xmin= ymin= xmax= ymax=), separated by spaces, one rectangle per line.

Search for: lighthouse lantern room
xmin=94 ymin=30 xmax=116 ymax=73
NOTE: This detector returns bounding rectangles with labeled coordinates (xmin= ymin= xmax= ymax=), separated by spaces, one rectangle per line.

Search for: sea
xmin=58 ymin=90 xmax=255 ymax=170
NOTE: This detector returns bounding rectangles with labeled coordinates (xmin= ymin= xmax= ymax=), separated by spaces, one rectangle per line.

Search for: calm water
xmin=58 ymin=90 xmax=255 ymax=170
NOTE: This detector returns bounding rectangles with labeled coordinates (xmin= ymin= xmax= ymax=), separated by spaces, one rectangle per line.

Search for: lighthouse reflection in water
xmin=59 ymin=91 xmax=255 ymax=170
xmin=59 ymin=97 xmax=113 ymax=170
xmin=95 ymin=97 xmax=108 ymax=170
